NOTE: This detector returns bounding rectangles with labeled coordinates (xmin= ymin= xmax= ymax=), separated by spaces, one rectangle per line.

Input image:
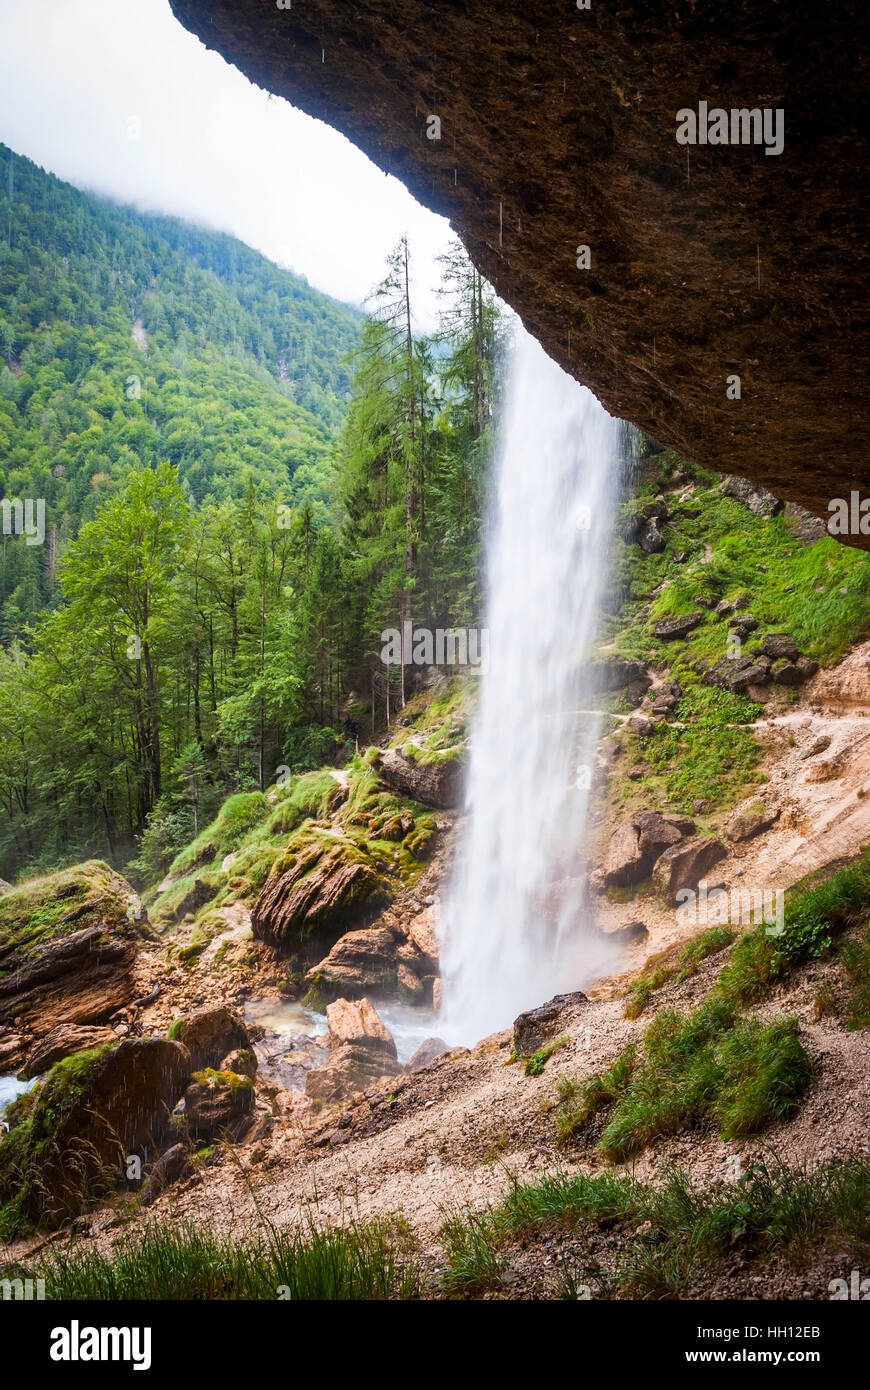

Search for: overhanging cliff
xmin=171 ymin=0 xmax=870 ymax=536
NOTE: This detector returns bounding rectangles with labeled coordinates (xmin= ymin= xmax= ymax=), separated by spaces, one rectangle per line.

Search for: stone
xmin=513 ymin=991 xmax=587 ymax=1058
xmin=588 ymin=658 xmax=652 ymax=695
xmin=306 ymin=925 xmax=401 ymax=996
xmin=722 ymin=477 xmax=784 ymax=518
xmin=772 ymin=661 xmax=805 ymax=686
xmin=252 ymin=836 xmax=388 ymax=948
xmin=21 ymin=1024 xmax=116 ymax=1079
xmin=372 ymin=746 xmax=464 ymax=809
xmin=602 ymin=822 xmax=647 ymax=888
xmin=175 ymin=1007 xmax=251 ymax=1072
xmin=6 ymin=1038 xmax=191 ymax=1221
xmin=728 ymin=662 xmax=771 ymax=691
xmin=0 ymin=863 xmax=140 ymax=1071
xmin=653 ymin=836 xmax=729 ymax=904
xmin=405 ymin=1037 xmax=449 ymax=1073
xmin=139 ymin=1143 xmax=193 ymax=1206
xmin=628 ymin=714 xmax=655 ymax=737
xmin=762 ymin=633 xmax=800 ymax=661
xmin=800 ymin=734 xmax=832 ymax=760
xmin=654 ymin=612 xmax=704 ymax=640
xmin=220 ymin=1047 xmax=258 ymax=1079
xmin=633 ymin=811 xmax=682 ymax=861
xmin=727 ymin=801 xmax=778 ymax=842
xmin=184 ymin=1070 xmax=254 ymax=1140
xmin=637 ymin=515 xmax=666 ymax=553
xmin=306 ymin=997 xmax=400 ymax=1104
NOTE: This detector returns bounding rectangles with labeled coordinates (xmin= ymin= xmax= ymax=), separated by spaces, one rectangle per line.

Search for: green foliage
xmin=623 ymin=926 xmax=735 ymax=1018
xmin=596 ymin=999 xmax=811 ymax=1161
xmin=839 ymin=923 xmax=870 ymax=1030
xmin=0 ymin=158 xmax=501 ymax=888
xmin=554 ymin=1044 xmax=637 ymax=1141
xmin=712 ymin=1017 xmax=814 ymax=1136
xmin=523 ymin=1035 xmax=569 ymax=1077
xmin=438 ymin=1156 xmax=870 ymax=1298
xmin=628 ymin=681 xmax=761 ymax=812
xmin=609 ymin=483 xmax=870 ymax=670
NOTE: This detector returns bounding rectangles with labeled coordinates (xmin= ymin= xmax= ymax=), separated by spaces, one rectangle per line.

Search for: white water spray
xmin=439 ymin=327 xmax=624 ymax=1045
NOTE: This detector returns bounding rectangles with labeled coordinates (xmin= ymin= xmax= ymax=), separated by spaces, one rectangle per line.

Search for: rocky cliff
xmin=171 ymin=0 xmax=870 ymax=533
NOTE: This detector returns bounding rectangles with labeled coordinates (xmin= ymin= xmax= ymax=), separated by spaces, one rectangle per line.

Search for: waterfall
xmin=439 ymin=326 xmax=624 ymax=1045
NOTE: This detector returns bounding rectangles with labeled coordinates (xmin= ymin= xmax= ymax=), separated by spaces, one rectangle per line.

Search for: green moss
xmin=167 ymin=1017 xmax=185 ymax=1042
xmin=190 ymin=1068 xmax=253 ymax=1095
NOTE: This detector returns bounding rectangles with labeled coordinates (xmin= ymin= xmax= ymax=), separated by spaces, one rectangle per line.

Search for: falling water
xmin=439 ymin=327 xmax=624 ymax=1044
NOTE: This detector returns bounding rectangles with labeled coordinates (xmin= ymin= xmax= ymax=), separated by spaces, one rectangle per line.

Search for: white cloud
xmin=0 ymin=0 xmax=454 ymax=329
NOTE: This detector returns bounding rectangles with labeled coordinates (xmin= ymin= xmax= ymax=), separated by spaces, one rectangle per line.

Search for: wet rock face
xmin=171 ymin=0 xmax=870 ymax=534
xmin=4 ymin=1039 xmax=192 ymax=1222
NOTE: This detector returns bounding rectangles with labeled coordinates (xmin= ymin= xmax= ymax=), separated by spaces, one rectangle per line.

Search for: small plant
xmin=524 ymin=1035 xmax=569 ymax=1077
xmin=840 ymin=922 xmax=870 ymax=1029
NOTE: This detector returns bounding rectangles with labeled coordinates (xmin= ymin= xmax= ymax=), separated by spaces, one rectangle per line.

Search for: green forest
xmin=0 ymin=146 xmax=503 ymax=884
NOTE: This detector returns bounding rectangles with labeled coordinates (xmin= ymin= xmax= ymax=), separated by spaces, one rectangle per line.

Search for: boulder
xmin=220 ymin=1047 xmax=258 ymax=1079
xmin=728 ymin=661 xmax=771 ymax=692
xmin=722 ymin=477 xmax=784 ymax=518
xmin=653 ymin=836 xmax=729 ymax=903
xmin=603 ymin=822 xmax=648 ymax=888
xmin=513 ymin=991 xmax=587 ymax=1058
xmin=2 ymin=1038 xmax=191 ymax=1221
xmin=174 ymin=1006 xmax=251 ymax=1072
xmin=252 ymin=835 xmax=388 ymax=948
xmin=588 ymin=658 xmax=652 ymax=696
xmin=372 ymin=746 xmax=464 ymax=810
xmin=404 ymin=1037 xmax=449 ymax=1073
xmin=772 ymin=660 xmax=806 ymax=686
xmin=306 ymin=925 xmax=401 ymax=997
xmin=637 ymin=515 xmax=666 ymax=553
xmin=0 ymin=862 xmax=139 ymax=1071
xmin=633 ymin=811 xmax=682 ymax=861
xmin=603 ymin=812 xmax=695 ymax=888
xmin=653 ymin=612 xmax=704 ymax=640
xmin=183 ymin=1069 xmax=254 ymax=1140
xmin=761 ymin=633 xmax=800 ymax=661
xmin=727 ymin=801 xmax=778 ymax=842
xmin=305 ymin=997 xmax=400 ymax=1104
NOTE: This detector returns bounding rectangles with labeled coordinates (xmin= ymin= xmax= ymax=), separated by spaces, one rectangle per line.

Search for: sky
xmin=0 ymin=0 xmax=455 ymax=328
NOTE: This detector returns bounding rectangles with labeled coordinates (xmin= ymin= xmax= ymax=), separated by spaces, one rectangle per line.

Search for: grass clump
xmin=440 ymin=1211 xmax=504 ymax=1296
xmin=30 ymin=1217 xmax=421 ymax=1300
xmin=839 ymin=922 xmax=870 ymax=1030
xmin=597 ymin=1000 xmax=812 ymax=1162
xmin=554 ymin=1044 xmax=637 ymax=1143
xmin=440 ymin=1154 xmax=870 ymax=1299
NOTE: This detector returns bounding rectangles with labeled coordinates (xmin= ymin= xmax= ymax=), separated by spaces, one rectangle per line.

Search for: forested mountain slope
xmin=0 ymin=142 xmax=361 ymax=639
